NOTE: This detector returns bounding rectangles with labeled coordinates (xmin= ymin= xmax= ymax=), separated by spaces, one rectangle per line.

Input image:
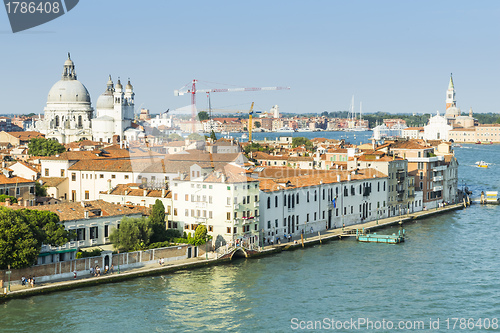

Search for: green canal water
xmin=2 ymin=142 xmax=500 ymax=332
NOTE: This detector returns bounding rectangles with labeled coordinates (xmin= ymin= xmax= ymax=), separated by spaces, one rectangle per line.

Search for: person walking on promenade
xmin=110 ymin=264 xmax=114 ymax=274
xmin=21 ymin=276 xmax=26 ymax=286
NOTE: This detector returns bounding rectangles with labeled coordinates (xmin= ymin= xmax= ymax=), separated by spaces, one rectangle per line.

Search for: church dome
xmin=445 ymin=106 xmax=461 ymax=118
xmin=96 ymin=91 xmax=114 ymax=109
xmin=47 ymin=79 xmax=91 ymax=104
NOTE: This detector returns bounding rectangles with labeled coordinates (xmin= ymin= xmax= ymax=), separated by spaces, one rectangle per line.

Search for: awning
xmin=38 ymin=248 xmax=77 ymax=257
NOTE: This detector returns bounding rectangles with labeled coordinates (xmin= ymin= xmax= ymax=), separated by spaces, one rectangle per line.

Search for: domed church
xmin=32 ymin=54 xmax=142 ymax=143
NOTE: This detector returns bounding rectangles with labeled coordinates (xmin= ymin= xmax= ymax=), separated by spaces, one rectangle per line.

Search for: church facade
xmin=32 ymin=54 xmax=142 ymax=144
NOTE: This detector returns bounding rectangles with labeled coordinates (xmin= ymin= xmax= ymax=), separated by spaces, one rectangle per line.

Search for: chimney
xmin=372 ymin=138 xmax=376 ymax=150
xmin=162 ymin=188 xmax=166 ymax=197
xmin=84 ymin=210 xmax=89 ymax=219
xmin=124 ymin=190 xmax=128 ymax=196
xmin=336 ymin=175 xmax=341 ymax=182
xmin=348 ymin=174 xmax=351 ymax=181
xmin=107 ymin=179 xmax=112 ymax=194
xmin=143 ymin=189 xmax=147 ymax=197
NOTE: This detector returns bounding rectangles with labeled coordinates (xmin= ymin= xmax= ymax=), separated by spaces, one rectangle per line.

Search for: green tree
xmin=168 ymin=133 xmax=184 ymax=141
xmin=149 ymin=199 xmax=167 ymax=243
xmin=0 ymin=208 xmax=39 ymax=269
xmin=109 ymin=217 xmax=142 ymax=252
xmin=210 ymin=130 xmax=217 ymax=141
xmin=193 ymin=224 xmax=208 ymax=246
xmin=0 ymin=195 xmax=17 ymax=204
xmin=35 ymin=182 xmax=47 ymax=197
xmin=292 ymin=137 xmax=314 ymax=150
xmin=18 ymin=210 xmax=70 ymax=247
xmin=197 ymin=111 xmax=209 ymax=121
xmin=0 ymin=208 xmax=69 ymax=269
xmin=188 ymin=133 xmax=205 ymax=141
xmin=28 ymin=138 xmax=66 ymax=157
xmin=254 ymin=121 xmax=261 ymax=128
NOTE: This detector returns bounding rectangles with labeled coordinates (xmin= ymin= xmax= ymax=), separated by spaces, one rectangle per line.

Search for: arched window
xmin=307 ymin=192 xmax=310 ymax=202
xmin=284 ymin=194 xmax=287 ymax=207
xmin=275 ymin=196 xmax=278 ymax=207
xmin=314 ymin=190 xmax=317 ymax=201
xmin=267 ymin=197 xmax=271 ymax=209
xmin=55 ymin=115 xmax=59 ymax=127
xmin=296 ymin=193 xmax=299 ymax=204
xmin=78 ymin=115 xmax=82 ymax=128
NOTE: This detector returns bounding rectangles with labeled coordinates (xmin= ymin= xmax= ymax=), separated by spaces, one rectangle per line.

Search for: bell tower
xmin=446 ymin=73 xmax=456 ymax=110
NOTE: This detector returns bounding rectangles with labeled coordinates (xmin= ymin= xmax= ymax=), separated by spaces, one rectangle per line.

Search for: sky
xmin=1 ymin=1 xmax=500 ymax=116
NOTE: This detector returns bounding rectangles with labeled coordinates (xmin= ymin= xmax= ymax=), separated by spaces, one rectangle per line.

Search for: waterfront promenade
xmin=1 ymin=203 xmax=464 ymax=301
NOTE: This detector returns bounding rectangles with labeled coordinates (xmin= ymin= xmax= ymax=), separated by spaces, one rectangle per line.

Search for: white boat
xmin=297 ymin=128 xmax=313 ymax=132
xmin=475 ymin=161 xmax=489 ymax=168
xmin=241 ymin=133 xmax=248 ymax=139
xmin=276 ymin=126 xmax=294 ymax=132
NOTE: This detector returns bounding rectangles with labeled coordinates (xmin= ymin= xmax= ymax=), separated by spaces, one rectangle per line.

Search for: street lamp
xmin=7 ymin=264 xmax=11 ymax=292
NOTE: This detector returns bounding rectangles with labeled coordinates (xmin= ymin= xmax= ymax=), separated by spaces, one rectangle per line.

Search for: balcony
xmin=433 ymin=165 xmax=447 ymax=172
xmin=433 ymin=176 xmax=443 ymax=182
xmin=234 ymin=203 xmax=240 ymax=210
xmin=396 ymin=184 xmax=405 ymax=193
xmin=254 ymin=202 xmax=259 ymax=208
xmin=397 ymin=193 xmax=405 ymax=202
xmin=433 ymin=185 xmax=443 ymax=191
xmin=196 ymin=202 xmax=207 ymax=209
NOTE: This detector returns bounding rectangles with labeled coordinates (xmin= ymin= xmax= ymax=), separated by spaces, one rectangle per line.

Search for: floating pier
xmin=356 ymin=229 xmax=405 ymax=244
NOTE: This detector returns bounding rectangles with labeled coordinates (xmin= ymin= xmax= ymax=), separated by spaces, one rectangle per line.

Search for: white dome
xmin=96 ymin=92 xmax=114 ymax=109
xmin=47 ymin=79 xmax=91 ymax=104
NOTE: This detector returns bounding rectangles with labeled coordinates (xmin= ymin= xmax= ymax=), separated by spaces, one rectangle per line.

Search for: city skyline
xmin=1 ymin=1 xmax=500 ymax=115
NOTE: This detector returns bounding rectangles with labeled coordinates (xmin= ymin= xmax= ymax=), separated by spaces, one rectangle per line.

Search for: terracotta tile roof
xmin=203 ymin=164 xmax=257 ymax=184
xmin=404 ymin=127 xmax=424 ymax=131
xmin=260 ymin=168 xmax=386 ymax=192
xmin=450 ymin=128 xmax=475 ymax=131
xmin=254 ymin=166 xmax=331 ymax=179
xmin=165 ymin=141 xmax=187 ymax=147
xmin=389 ymin=140 xmax=429 ymax=150
xmin=4 ymin=199 xmax=149 ymax=222
xmin=103 ymin=183 xmax=172 ymax=198
xmin=0 ymin=173 xmax=34 ymax=185
xmin=40 ymin=177 xmax=67 ymax=187
xmin=4 ymin=131 xmax=45 ymax=141
xmin=68 ymin=158 xmax=164 ymax=172
xmin=15 ymin=161 xmax=39 ymax=173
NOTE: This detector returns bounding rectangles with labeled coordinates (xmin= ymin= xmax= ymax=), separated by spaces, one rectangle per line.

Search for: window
xmin=77 ymin=228 xmax=85 ymax=241
xmin=227 ymin=212 xmax=231 ymax=220
xmin=296 ymin=193 xmax=299 ymax=204
xmin=208 ymin=225 xmax=213 ymax=232
xmin=209 ymin=196 xmax=213 ymax=204
xmin=125 ymin=175 xmax=129 ymax=180
xmin=174 ymin=193 xmax=178 ymax=200
xmin=104 ymin=225 xmax=109 ymax=238
xmin=16 ymin=187 xmax=20 ymax=196
xmin=185 ymin=194 xmax=189 ymax=201
xmin=255 ymin=195 xmax=258 ymax=202
xmin=174 ymin=208 xmax=177 ymax=216
xmin=100 ymin=174 xmax=104 ymax=179
xmin=90 ymin=227 xmax=98 ymax=240
xmin=85 ymin=191 xmax=89 ymax=200
xmin=111 ymin=175 xmax=116 ymax=179
xmin=275 ymin=196 xmax=278 ymax=207
xmin=185 ymin=209 xmax=189 ymax=217
xmin=307 ymin=192 xmax=310 ymax=202
xmin=60 ymin=169 xmax=65 ymax=177
xmin=314 ymin=212 xmax=317 ymax=220
xmin=209 ymin=211 xmax=213 ymax=218
xmin=306 ymin=213 xmax=309 ymax=222
xmin=45 ymin=168 xmax=49 ymax=176
xmin=227 ymin=197 xmax=231 ymax=205
xmin=30 ymin=186 xmax=34 ymax=194
xmin=267 ymin=197 xmax=271 ymax=209
xmin=243 ymin=197 xmax=246 ymax=204
xmin=227 ymin=227 xmax=231 ymax=234
xmin=315 ymin=190 xmax=317 ymax=201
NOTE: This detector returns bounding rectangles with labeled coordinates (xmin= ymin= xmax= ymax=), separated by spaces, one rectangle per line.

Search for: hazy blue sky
xmin=1 ymin=1 xmax=499 ymax=115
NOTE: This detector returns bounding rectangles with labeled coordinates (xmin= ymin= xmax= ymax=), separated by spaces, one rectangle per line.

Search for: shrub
xmin=76 ymin=249 xmax=102 ymax=258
